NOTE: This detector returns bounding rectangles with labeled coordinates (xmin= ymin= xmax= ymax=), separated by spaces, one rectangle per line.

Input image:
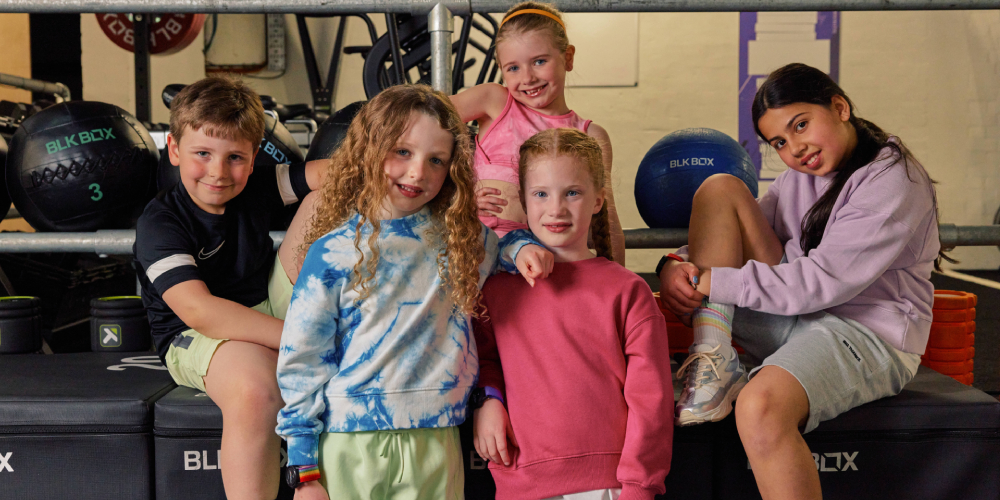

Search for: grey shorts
xmin=732 ymin=308 xmax=921 ymax=433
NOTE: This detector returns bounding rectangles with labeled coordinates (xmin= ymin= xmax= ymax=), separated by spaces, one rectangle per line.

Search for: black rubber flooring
xmin=638 ymin=270 xmax=1000 ymax=395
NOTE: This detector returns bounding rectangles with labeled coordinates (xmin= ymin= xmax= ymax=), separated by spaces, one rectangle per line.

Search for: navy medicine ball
xmin=0 ymin=134 xmax=10 ymax=220
xmin=5 ymin=101 xmax=159 ymax=232
xmin=305 ymin=101 xmax=365 ymax=162
xmin=634 ymin=128 xmax=757 ymax=228
xmin=156 ymin=112 xmax=305 ymax=191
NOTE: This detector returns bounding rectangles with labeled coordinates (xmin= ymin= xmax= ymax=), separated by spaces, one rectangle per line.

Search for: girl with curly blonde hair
xmin=275 ymin=84 xmax=552 ymax=500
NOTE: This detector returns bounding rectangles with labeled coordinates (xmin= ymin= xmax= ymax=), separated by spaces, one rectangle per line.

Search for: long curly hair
xmin=300 ymin=84 xmax=483 ymax=314
xmin=517 ymin=128 xmax=613 ymax=261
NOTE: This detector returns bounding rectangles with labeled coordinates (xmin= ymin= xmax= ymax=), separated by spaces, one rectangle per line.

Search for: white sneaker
xmin=675 ymin=343 xmax=748 ymax=426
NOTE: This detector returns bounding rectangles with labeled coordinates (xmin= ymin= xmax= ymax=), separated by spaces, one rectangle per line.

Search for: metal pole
xmin=385 ymin=13 xmax=407 ymax=86
xmin=133 ymin=13 xmax=151 ymax=123
xmin=1 ymin=225 xmax=998 ymax=254
xmin=3 ymin=0 xmax=1000 ymax=14
xmin=428 ymin=3 xmax=454 ymax=94
xmin=0 ymin=72 xmax=71 ymax=101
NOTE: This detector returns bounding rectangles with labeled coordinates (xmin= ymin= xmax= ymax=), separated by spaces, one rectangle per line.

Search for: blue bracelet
xmin=484 ymin=386 xmax=505 ymax=406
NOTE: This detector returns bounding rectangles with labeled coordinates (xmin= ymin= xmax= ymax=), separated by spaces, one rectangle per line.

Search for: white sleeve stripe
xmin=147 ymin=254 xmax=197 ymax=283
xmin=276 ymin=163 xmax=299 ymax=206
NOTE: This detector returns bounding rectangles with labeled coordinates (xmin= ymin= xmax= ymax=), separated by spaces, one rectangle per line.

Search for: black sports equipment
xmin=90 ymin=296 xmax=152 ymax=352
xmin=0 ymin=296 xmax=42 ymax=354
xmin=714 ymin=366 xmax=1000 ymax=500
xmin=5 ymin=101 xmax=159 ymax=231
xmin=0 ymin=133 xmax=10 ymax=220
xmin=304 ymin=101 xmax=365 ymax=162
xmin=154 ymin=386 xmax=294 ymax=500
xmin=0 ymin=353 xmax=175 ymax=499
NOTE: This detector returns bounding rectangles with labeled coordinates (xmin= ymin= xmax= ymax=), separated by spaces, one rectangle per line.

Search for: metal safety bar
xmin=2 ymin=0 xmax=998 ymax=13
xmin=0 ymin=72 xmax=71 ymax=101
xmin=0 ymin=224 xmax=996 ymax=255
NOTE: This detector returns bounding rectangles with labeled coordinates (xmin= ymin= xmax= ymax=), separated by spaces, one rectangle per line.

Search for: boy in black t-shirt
xmin=133 ymin=77 xmax=326 ymax=500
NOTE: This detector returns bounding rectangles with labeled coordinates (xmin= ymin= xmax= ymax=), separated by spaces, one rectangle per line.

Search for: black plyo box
xmin=715 ymin=366 xmax=1000 ymax=500
xmin=0 ymin=353 xmax=175 ymax=500
xmin=153 ymin=385 xmax=293 ymax=500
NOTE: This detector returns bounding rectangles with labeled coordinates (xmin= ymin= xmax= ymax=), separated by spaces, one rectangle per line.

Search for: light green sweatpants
xmin=318 ymin=427 xmax=464 ymax=500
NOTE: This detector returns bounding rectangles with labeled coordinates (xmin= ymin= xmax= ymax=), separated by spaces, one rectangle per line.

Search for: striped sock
xmin=692 ymin=299 xmax=735 ymax=347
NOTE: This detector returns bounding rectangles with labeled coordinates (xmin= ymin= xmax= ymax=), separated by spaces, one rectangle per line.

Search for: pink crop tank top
xmin=474 ymin=92 xmax=592 ymax=186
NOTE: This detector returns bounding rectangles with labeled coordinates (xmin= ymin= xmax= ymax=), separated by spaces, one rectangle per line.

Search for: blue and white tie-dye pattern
xmin=276 ymin=207 xmax=536 ymax=466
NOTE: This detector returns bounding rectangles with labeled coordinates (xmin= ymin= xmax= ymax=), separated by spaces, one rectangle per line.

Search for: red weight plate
xmin=932 ymin=307 xmax=975 ymax=323
xmin=949 ymin=373 xmax=974 ymax=386
xmin=96 ymin=13 xmax=206 ymax=55
xmin=933 ymin=290 xmax=978 ymax=310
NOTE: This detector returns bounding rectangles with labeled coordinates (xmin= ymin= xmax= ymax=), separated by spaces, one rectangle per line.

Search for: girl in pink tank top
xmin=450 ymin=1 xmax=625 ymax=264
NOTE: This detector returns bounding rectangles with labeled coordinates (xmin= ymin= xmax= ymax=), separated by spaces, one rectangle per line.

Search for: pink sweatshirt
xmin=475 ymin=258 xmax=673 ymax=500
xmin=683 ymin=145 xmax=939 ymax=354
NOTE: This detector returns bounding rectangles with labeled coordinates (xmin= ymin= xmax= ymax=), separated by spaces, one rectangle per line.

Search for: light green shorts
xmin=164 ymin=253 xmax=293 ymax=392
xmin=318 ymin=427 xmax=463 ymax=500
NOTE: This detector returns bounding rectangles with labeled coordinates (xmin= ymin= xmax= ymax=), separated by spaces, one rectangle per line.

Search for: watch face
xmin=284 ymin=466 xmax=299 ymax=488
xmin=469 ymin=388 xmax=485 ymax=408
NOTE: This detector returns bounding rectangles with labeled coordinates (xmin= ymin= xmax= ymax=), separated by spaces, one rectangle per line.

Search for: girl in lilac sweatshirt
xmin=474 ymin=128 xmax=673 ymax=500
xmin=658 ymin=63 xmax=945 ymax=500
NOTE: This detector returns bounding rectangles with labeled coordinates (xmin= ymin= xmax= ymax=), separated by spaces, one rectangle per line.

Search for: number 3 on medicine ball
xmin=634 ymin=128 xmax=758 ymax=229
xmin=5 ymin=101 xmax=159 ymax=232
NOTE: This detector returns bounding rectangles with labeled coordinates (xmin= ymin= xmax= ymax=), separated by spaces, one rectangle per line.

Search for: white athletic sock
xmin=691 ymin=299 xmax=735 ymax=347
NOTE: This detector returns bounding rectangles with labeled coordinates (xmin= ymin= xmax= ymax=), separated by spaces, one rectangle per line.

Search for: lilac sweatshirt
xmin=682 ymin=146 xmax=940 ymax=354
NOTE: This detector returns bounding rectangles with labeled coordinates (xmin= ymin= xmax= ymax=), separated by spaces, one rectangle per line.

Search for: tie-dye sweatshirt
xmin=276 ymin=207 xmax=536 ymax=466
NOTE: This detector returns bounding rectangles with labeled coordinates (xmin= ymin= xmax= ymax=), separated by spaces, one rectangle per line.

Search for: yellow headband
xmin=499 ymin=9 xmax=566 ymax=31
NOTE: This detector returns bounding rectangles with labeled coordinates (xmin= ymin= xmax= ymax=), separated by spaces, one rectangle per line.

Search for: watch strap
xmin=286 ymin=464 xmax=321 ymax=488
xmin=656 ymin=253 xmax=685 ymax=277
xmin=296 ymin=464 xmax=321 ymax=483
xmin=483 ymin=386 xmax=505 ymax=406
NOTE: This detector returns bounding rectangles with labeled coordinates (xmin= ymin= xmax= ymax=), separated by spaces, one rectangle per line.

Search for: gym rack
xmin=1 ymin=0 xmax=999 ymax=254
xmin=0 ymin=225 xmax=996 ymax=255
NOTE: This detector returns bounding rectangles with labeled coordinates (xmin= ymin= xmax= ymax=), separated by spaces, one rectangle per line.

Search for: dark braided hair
xmin=752 ymin=63 xmax=953 ymax=269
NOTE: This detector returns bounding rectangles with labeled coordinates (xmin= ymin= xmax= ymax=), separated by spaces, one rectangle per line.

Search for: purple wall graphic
xmin=739 ymin=12 xmax=840 ymax=181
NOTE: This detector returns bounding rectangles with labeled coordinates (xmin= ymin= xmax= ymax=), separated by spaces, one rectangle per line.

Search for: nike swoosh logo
xmin=198 ymin=241 xmax=225 ymax=260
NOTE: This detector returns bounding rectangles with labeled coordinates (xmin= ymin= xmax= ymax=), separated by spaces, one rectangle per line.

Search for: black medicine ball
xmin=5 ymin=101 xmax=159 ymax=232
xmin=305 ymin=101 xmax=365 ymax=162
xmin=156 ymin=113 xmax=305 ymax=191
xmin=0 ymin=134 xmax=10 ymax=220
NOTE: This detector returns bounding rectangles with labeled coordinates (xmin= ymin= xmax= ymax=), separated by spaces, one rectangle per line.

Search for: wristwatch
xmin=469 ymin=386 xmax=505 ymax=409
xmin=284 ymin=464 xmax=321 ymax=488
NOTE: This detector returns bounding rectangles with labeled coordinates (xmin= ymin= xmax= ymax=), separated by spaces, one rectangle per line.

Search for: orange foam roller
xmin=926 ymin=321 xmax=976 ymax=349
xmin=932 ymin=307 xmax=975 ymax=323
xmin=933 ymin=290 xmax=977 ymax=310
xmin=950 ymin=373 xmax=975 ymax=386
xmin=922 ymin=346 xmax=975 ymax=362
xmin=921 ymin=358 xmax=974 ymax=375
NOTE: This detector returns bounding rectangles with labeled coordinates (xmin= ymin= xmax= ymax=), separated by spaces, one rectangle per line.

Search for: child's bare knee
xmin=694 ymin=173 xmax=750 ymax=203
xmin=736 ymin=382 xmax=802 ymax=455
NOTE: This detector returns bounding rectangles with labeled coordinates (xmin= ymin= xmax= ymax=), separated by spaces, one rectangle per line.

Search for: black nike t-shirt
xmin=134 ymin=162 xmax=310 ymax=361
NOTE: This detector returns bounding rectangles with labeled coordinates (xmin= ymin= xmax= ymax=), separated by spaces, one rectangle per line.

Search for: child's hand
xmin=515 ymin=245 xmax=554 ymax=287
xmin=477 ymin=186 xmax=507 ymax=216
xmin=473 ymin=399 xmax=517 ymax=466
xmin=659 ymin=260 xmax=705 ymax=326
xmin=293 ymin=479 xmax=330 ymax=500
